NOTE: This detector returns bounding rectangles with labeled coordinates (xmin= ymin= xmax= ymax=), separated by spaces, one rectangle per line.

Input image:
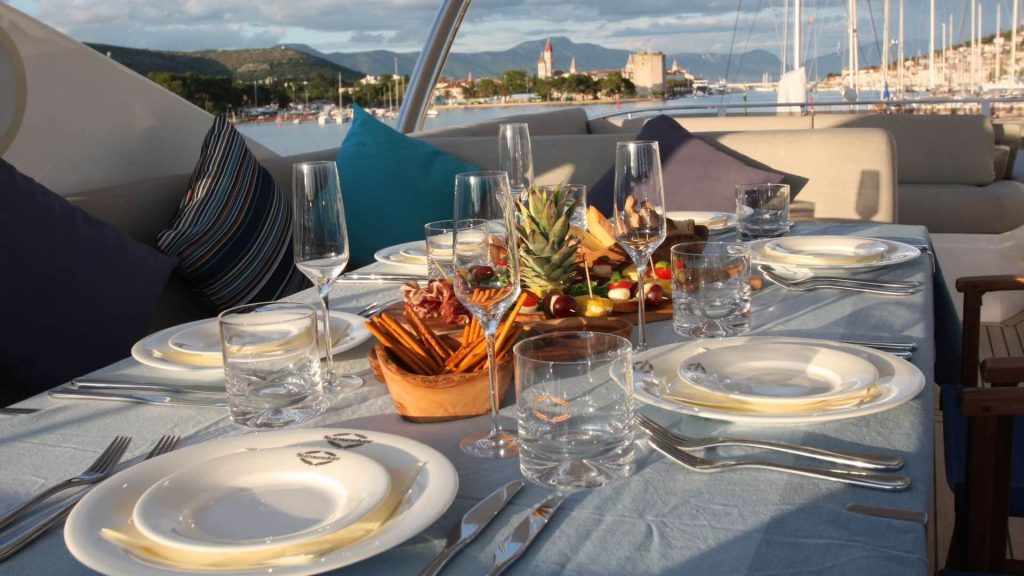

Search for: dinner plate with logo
xmin=634 ymin=336 xmax=925 ymax=424
xmin=65 ymin=428 xmax=458 ymax=576
xmin=665 ymin=211 xmax=737 ymax=235
xmin=373 ymin=240 xmax=429 ymax=273
xmin=748 ymin=236 xmax=920 ymax=275
xmin=132 ymin=311 xmax=371 ymax=372
xmin=132 ymin=447 xmax=391 ymax=554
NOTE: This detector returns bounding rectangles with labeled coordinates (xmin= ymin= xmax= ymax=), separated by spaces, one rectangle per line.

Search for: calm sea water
xmin=236 ymin=89 xmax=875 ymax=156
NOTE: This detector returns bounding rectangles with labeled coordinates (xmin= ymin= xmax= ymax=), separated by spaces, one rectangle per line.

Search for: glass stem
xmin=319 ymin=283 xmax=334 ymax=375
xmin=484 ymin=328 xmax=502 ymax=437
xmin=636 ymin=264 xmax=648 ymax=351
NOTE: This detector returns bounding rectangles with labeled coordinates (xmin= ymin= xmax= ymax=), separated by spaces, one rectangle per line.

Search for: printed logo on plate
xmin=297 ymin=450 xmax=340 ymax=466
xmin=325 ymin=432 xmax=373 ymax=450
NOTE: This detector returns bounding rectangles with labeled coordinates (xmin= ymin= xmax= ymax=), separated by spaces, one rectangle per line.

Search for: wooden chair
xmin=946 ymin=275 xmax=1024 ymax=573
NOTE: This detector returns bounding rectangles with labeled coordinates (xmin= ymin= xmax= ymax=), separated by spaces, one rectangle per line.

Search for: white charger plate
xmin=763 ymin=236 xmax=890 ymax=266
xmin=635 ymin=336 xmax=925 ymax=424
xmin=132 ymin=311 xmax=371 ymax=372
xmin=665 ymin=211 xmax=737 ymax=235
xmin=749 ymin=236 xmax=920 ymax=275
xmin=65 ymin=428 xmax=458 ymax=576
xmin=373 ymin=241 xmax=429 ymax=273
xmin=678 ymin=343 xmax=879 ymax=406
xmin=133 ymin=447 xmax=391 ymax=554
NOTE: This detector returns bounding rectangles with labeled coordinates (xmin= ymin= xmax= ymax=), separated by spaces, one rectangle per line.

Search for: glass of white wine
xmin=291 ymin=161 xmax=362 ymax=394
xmin=612 ymin=141 xmax=667 ymax=352
xmin=452 ymin=171 xmax=522 ymax=459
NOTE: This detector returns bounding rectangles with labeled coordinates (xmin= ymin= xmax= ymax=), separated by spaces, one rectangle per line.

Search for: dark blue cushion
xmin=0 ymin=158 xmax=177 ymax=405
xmin=158 ymin=116 xmax=308 ymax=311
xmin=589 ymin=114 xmax=785 ymax=216
xmin=335 ymin=104 xmax=479 ymax=268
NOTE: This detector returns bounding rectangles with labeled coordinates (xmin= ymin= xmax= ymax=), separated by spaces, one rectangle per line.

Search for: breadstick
xmin=365 ymin=321 xmax=433 ymax=375
xmin=403 ymin=308 xmax=451 ymax=361
xmin=377 ymin=314 xmax=441 ymax=374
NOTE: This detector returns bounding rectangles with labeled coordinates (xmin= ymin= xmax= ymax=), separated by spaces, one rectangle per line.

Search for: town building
xmin=624 ymin=51 xmax=666 ymax=97
xmin=537 ymin=39 xmax=554 ymax=79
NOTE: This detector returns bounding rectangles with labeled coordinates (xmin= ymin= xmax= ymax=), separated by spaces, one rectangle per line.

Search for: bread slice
xmin=586 ymin=206 xmax=618 ymax=248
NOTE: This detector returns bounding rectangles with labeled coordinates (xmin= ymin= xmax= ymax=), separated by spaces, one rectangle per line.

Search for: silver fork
xmin=758 ymin=265 xmax=920 ymax=289
xmin=636 ymin=413 xmax=902 ymax=470
xmin=0 ymin=435 xmax=179 ymax=562
xmin=761 ymin=269 xmax=918 ymax=296
xmin=645 ymin=431 xmax=911 ymax=491
xmin=0 ymin=436 xmax=131 ymax=531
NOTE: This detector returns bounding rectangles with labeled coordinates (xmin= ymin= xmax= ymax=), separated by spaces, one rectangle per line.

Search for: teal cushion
xmin=336 ymin=104 xmax=479 ymax=268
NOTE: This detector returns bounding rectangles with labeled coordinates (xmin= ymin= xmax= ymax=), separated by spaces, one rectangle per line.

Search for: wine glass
xmin=498 ymin=123 xmax=533 ymax=200
xmin=612 ymin=141 xmax=667 ymax=352
xmin=452 ymin=171 xmax=522 ymax=459
xmin=291 ymin=161 xmax=363 ymax=394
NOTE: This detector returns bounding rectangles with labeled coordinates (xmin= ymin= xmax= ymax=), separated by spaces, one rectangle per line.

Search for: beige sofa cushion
xmin=813 ymin=114 xmax=995 ymax=185
xmin=899 ymin=180 xmax=1024 ymax=234
xmin=413 ymin=106 xmax=590 ymax=138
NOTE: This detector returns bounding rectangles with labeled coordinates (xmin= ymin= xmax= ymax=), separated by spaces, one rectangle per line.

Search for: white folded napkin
xmin=663 ymin=379 xmax=880 ymax=414
xmin=101 ymin=462 xmax=424 ymax=571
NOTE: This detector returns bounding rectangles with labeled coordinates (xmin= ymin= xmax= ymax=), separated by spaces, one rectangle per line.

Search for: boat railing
xmin=591 ymin=95 xmax=1024 ymax=120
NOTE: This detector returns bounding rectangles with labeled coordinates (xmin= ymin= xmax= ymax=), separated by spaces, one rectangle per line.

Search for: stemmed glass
xmin=291 ymin=161 xmax=363 ymax=394
xmin=612 ymin=141 xmax=666 ymax=352
xmin=498 ymin=123 xmax=533 ymax=200
xmin=451 ymin=171 xmax=522 ymax=459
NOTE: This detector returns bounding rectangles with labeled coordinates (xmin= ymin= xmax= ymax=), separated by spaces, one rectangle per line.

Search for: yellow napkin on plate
xmin=100 ymin=462 xmax=424 ymax=571
xmin=663 ymin=379 xmax=880 ymax=414
xmin=763 ymin=238 xmax=888 ymax=266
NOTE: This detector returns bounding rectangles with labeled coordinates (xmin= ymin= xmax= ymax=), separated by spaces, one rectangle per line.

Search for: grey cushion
xmin=899 ymin=180 xmax=1024 ymax=234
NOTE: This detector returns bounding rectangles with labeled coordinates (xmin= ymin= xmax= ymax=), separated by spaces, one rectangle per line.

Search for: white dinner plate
xmin=678 ymin=343 xmax=879 ymax=406
xmin=133 ymin=447 xmax=391 ymax=554
xmin=665 ymin=211 xmax=737 ymax=235
xmin=132 ymin=311 xmax=371 ymax=372
xmin=635 ymin=336 xmax=925 ymax=424
xmin=748 ymin=236 xmax=920 ymax=275
xmin=66 ymin=428 xmax=458 ymax=576
xmin=763 ymin=236 xmax=890 ymax=266
xmin=374 ymin=241 xmax=429 ymax=273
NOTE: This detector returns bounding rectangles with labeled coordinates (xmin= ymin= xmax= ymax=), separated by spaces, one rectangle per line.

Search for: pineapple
xmin=515 ymin=186 xmax=581 ymax=296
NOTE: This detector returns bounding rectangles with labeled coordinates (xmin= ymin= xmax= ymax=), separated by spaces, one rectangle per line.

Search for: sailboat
xmin=776 ymin=0 xmax=808 ymax=111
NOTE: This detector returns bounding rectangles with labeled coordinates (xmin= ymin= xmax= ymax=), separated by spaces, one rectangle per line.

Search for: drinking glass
xmin=219 ymin=302 xmax=327 ymax=428
xmin=452 ymin=171 xmax=522 ymax=459
xmin=735 ymin=183 xmax=791 ymax=239
xmin=498 ymin=123 xmax=533 ymax=199
xmin=514 ymin=332 xmax=636 ymax=489
xmin=612 ymin=141 xmax=666 ymax=352
xmin=671 ymin=241 xmax=752 ymax=338
xmin=537 ymin=184 xmax=588 ymax=230
xmin=292 ymin=161 xmax=362 ymax=394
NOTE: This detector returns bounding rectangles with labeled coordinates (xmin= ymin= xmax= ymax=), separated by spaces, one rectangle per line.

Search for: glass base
xmin=460 ymin=429 xmax=519 ymax=459
xmin=322 ymin=371 xmax=364 ymax=395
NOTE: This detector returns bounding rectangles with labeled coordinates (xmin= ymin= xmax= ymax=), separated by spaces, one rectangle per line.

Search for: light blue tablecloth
xmin=0 ymin=223 xmax=944 ymax=575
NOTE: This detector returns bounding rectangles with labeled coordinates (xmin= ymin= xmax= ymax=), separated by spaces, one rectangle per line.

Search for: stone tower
xmin=570 ymin=57 xmax=577 ymax=75
xmin=537 ymin=38 xmax=553 ymax=79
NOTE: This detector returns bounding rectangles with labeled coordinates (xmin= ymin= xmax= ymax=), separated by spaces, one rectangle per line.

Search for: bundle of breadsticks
xmin=365 ymin=291 xmax=528 ymax=376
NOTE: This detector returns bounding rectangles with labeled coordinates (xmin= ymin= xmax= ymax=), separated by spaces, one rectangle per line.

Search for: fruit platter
xmin=396 ymin=187 xmax=710 ymax=332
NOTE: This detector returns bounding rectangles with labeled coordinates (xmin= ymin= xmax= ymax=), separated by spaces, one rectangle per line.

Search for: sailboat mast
xmin=997 ymin=8 xmax=1002 ymax=83
xmin=929 ymin=0 xmax=936 ymax=86
xmin=1014 ymin=0 xmax=1020 ymax=82
xmin=782 ymin=0 xmax=789 ymax=75
xmin=972 ymin=0 xmax=977 ymax=91
xmin=884 ymin=0 xmax=891 ymax=89
xmin=899 ymin=0 xmax=905 ymax=94
xmin=793 ymin=0 xmax=801 ymax=70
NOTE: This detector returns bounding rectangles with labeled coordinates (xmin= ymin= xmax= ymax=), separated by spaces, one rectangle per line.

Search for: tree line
xmin=146 ymin=68 xmax=637 ymax=115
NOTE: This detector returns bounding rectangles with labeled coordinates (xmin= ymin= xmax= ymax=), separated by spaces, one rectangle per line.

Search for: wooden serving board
xmin=382 ymin=301 xmax=673 ymax=334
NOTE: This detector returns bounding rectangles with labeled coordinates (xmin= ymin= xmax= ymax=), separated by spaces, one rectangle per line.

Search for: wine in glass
xmin=452 ymin=171 xmax=522 ymax=459
xmin=498 ymin=123 xmax=533 ymax=200
xmin=291 ymin=161 xmax=363 ymax=394
xmin=612 ymin=141 xmax=667 ymax=352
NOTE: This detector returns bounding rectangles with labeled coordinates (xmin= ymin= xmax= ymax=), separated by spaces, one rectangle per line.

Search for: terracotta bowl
xmin=368 ymin=340 xmax=513 ymax=423
xmin=525 ymin=316 xmax=634 ymax=340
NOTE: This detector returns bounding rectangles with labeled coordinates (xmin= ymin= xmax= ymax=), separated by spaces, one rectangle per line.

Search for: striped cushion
xmin=157 ymin=116 xmax=307 ymax=311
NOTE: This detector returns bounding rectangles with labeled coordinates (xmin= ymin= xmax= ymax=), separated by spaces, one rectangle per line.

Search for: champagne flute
xmin=498 ymin=123 xmax=533 ymax=200
xmin=612 ymin=141 xmax=667 ymax=352
xmin=291 ymin=161 xmax=363 ymax=394
xmin=452 ymin=171 xmax=522 ymax=459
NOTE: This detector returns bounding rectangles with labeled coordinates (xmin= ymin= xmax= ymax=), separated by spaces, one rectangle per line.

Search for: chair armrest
xmin=980 ymin=357 xmax=1024 ymax=387
xmin=960 ymin=385 xmax=1024 ymax=416
xmin=956 ymin=275 xmax=1024 ymax=295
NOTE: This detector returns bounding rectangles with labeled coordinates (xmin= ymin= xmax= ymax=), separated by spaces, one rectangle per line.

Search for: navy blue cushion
xmin=335 ymin=104 xmax=479 ymax=268
xmin=158 ymin=116 xmax=308 ymax=311
xmin=589 ymin=114 xmax=785 ymax=216
xmin=0 ymin=158 xmax=177 ymax=405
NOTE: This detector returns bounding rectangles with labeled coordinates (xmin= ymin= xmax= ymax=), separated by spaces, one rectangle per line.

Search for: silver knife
xmin=71 ymin=378 xmax=225 ymax=396
xmin=418 ymin=479 xmax=524 ymax=576
xmin=336 ymin=274 xmax=427 ymax=283
xmin=48 ymin=388 xmax=228 ymax=408
xmin=0 ymin=408 xmax=38 ymax=415
xmin=486 ymin=492 xmax=568 ymax=576
xmin=845 ymin=503 xmax=928 ymax=524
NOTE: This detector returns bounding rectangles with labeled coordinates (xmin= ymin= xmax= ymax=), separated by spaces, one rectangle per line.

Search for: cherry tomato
xmin=654 ymin=267 xmax=672 ymax=280
xmin=608 ymin=280 xmax=632 ymax=290
xmin=522 ymin=290 xmax=539 ymax=307
xmin=473 ymin=265 xmax=495 ymax=282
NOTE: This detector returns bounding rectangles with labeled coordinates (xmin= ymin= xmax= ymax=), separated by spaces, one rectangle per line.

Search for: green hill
xmin=87 ymin=43 xmax=363 ymax=83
